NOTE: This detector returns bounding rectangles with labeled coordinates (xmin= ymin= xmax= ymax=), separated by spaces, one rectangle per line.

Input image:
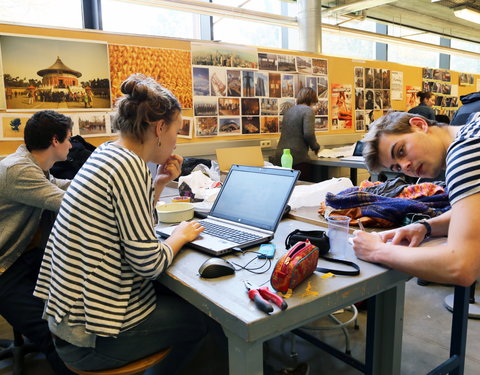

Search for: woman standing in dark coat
xmin=274 ymin=87 xmax=320 ymax=181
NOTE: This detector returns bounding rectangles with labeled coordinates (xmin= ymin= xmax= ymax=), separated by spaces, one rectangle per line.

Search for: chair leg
xmin=0 ymin=330 xmax=38 ymax=375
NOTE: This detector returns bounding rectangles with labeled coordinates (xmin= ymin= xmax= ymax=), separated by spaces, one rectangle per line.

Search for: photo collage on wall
xmin=191 ymin=42 xmax=329 ymax=137
xmin=422 ymin=68 xmax=458 ymax=119
xmin=354 ymin=67 xmax=391 ymax=131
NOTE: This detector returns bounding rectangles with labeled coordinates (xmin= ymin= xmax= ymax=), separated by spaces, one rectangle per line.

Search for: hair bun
xmin=120 ymin=74 xmax=149 ymax=101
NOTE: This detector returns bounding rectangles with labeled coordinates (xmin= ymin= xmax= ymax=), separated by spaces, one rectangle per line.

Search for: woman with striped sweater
xmin=34 ymin=74 xmax=213 ymax=374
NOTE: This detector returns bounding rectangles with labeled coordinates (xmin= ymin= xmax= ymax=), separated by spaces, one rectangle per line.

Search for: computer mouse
xmin=198 ymin=258 xmax=235 ymax=278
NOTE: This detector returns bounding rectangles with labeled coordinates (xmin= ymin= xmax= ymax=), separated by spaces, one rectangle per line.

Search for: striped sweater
xmin=34 ymin=142 xmax=173 ymax=337
xmin=446 ymin=112 xmax=480 ymax=205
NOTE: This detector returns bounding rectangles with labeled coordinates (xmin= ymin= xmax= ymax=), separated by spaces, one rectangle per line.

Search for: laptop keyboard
xmin=199 ymin=220 xmax=262 ymax=244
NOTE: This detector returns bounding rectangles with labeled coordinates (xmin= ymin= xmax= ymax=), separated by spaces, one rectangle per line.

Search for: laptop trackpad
xmin=191 ymin=235 xmax=236 ymax=252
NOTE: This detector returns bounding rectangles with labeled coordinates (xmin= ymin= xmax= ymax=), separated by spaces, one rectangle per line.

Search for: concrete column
xmin=440 ymin=37 xmax=451 ymax=70
xmin=297 ymin=0 xmax=322 ymax=54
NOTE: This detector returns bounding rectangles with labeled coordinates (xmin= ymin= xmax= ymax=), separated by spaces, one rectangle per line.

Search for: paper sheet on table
xmin=288 ymin=178 xmax=353 ymax=209
xmin=317 ymin=144 xmax=356 ymax=158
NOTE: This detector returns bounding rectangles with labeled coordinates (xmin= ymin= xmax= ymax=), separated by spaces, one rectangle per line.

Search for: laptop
xmin=157 ymin=165 xmax=300 ymax=256
xmin=215 ymin=146 xmax=264 ymax=173
xmin=340 ymin=141 xmax=364 ymax=162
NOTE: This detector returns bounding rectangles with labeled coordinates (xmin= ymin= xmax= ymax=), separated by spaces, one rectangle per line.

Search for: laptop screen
xmin=353 ymin=141 xmax=364 ymax=156
xmin=210 ymin=165 xmax=299 ymax=231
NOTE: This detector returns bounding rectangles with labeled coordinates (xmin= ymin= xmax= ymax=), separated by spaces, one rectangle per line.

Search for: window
xmin=321 ymin=18 xmax=377 ymax=60
xmin=211 ymin=0 xmax=283 ymax=15
xmin=450 ymin=39 xmax=480 ymax=74
xmin=212 ymin=17 xmax=282 ymax=48
xmin=102 ymin=0 xmax=201 ymax=39
xmin=211 ymin=0 xmax=291 ymax=48
xmin=387 ymin=25 xmax=439 ymax=68
xmin=0 ymin=0 xmax=82 ymax=29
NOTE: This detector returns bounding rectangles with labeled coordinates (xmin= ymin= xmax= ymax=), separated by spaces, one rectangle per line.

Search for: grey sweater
xmin=0 ymin=145 xmax=70 ymax=273
xmin=275 ymin=105 xmax=320 ymax=165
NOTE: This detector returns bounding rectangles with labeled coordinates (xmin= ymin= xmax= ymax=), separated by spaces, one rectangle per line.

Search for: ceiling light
xmin=454 ymin=6 xmax=480 ymax=24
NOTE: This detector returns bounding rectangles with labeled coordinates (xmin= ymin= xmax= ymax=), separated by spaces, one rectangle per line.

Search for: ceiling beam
xmin=322 ymin=0 xmax=397 ymax=17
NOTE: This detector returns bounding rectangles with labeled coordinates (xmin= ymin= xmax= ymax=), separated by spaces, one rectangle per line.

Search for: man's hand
xmin=379 ymin=223 xmax=428 ymax=247
xmin=351 ymin=230 xmax=385 ymax=263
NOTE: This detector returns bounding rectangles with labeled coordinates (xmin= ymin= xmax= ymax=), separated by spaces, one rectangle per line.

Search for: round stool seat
xmin=66 ymin=347 xmax=171 ymax=375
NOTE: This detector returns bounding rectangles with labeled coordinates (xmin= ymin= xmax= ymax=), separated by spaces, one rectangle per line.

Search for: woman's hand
xmin=165 ymin=221 xmax=205 ymax=255
xmin=379 ymin=223 xmax=427 ymax=247
xmin=351 ymin=230 xmax=385 ymax=263
xmin=172 ymin=221 xmax=205 ymax=242
xmin=154 ymin=154 xmax=183 ymax=187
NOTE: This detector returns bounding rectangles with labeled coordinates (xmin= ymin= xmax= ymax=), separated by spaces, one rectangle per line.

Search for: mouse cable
xmin=230 ymin=257 xmax=272 ymax=274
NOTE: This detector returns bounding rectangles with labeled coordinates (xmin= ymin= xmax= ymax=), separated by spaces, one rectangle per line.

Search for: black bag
xmin=285 ymin=229 xmax=330 ymax=255
xmin=50 ymin=135 xmax=96 ymax=179
xmin=285 ymin=229 xmax=360 ymax=276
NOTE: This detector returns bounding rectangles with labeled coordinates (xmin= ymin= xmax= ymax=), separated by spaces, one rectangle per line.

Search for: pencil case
xmin=270 ymin=240 xmax=319 ymax=293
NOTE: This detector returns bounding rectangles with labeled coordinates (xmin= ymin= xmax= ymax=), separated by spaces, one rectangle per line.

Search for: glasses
xmin=403 ymin=213 xmax=430 ymax=226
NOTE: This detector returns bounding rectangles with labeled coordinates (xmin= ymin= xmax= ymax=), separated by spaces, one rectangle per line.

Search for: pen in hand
xmin=348 ymin=220 xmax=364 ymax=246
xmin=358 ymin=220 xmax=365 ymax=231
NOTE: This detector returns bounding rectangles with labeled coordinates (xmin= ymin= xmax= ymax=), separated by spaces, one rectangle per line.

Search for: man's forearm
xmin=428 ymin=210 xmax=451 ymax=237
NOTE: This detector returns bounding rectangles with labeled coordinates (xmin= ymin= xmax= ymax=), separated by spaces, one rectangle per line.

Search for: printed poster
xmin=391 ymin=71 xmax=403 ymax=101
xmin=2 ymin=35 xmax=111 ymax=110
xmin=330 ymin=83 xmax=352 ymax=130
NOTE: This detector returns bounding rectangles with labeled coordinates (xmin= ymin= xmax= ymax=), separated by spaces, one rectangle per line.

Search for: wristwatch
xmin=416 ymin=219 xmax=432 ymax=239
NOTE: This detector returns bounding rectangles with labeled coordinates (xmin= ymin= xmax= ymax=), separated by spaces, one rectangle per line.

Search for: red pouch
xmin=270 ymin=240 xmax=319 ymax=293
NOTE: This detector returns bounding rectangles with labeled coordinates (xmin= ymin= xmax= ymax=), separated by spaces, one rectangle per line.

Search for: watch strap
xmin=417 ymin=219 xmax=432 ymax=238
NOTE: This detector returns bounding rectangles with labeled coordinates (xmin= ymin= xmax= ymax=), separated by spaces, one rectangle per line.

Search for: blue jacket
xmin=451 ymin=92 xmax=480 ymax=125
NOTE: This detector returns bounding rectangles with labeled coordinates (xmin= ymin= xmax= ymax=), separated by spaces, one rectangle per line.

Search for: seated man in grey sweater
xmin=0 ymin=110 xmax=74 ymax=374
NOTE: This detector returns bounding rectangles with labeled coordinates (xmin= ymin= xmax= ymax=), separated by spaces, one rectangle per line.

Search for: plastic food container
xmin=156 ymin=202 xmax=194 ymax=223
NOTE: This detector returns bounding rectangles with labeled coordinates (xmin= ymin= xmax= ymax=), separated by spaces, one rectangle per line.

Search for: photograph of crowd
xmin=2 ymin=35 xmax=111 ymax=110
xmin=194 ymin=96 xmax=218 ymax=116
xmin=218 ymin=98 xmax=240 ymax=116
